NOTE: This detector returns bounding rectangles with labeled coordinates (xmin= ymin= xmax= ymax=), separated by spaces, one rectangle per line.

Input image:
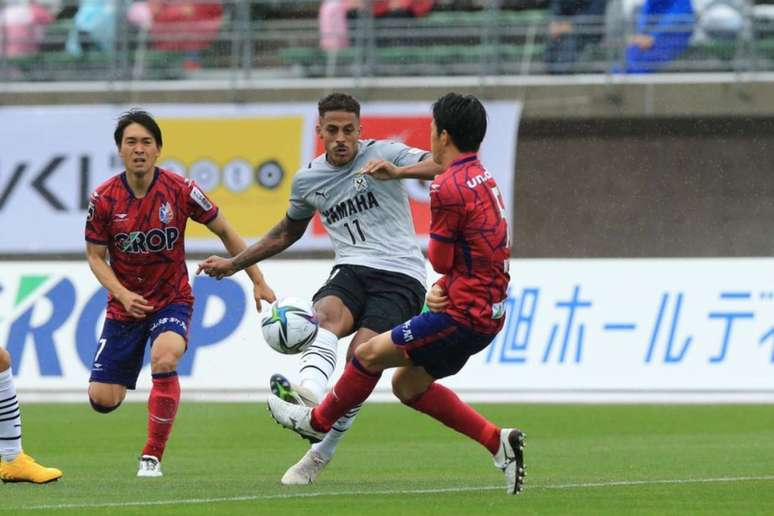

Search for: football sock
xmin=142 ymin=371 xmax=180 ymax=461
xmin=311 ymin=359 xmax=379 ymax=432
xmin=405 ymin=382 xmax=501 ymax=455
xmin=311 ymin=403 xmax=362 ymax=460
xmin=0 ymin=367 xmax=21 ymax=462
xmin=299 ymin=327 xmax=338 ymax=402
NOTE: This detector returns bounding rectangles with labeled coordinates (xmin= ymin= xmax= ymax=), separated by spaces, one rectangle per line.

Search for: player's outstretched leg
xmin=267 ymin=397 xmax=326 ymax=443
xmin=493 ymin=429 xmax=526 ymax=495
xmin=0 ymin=353 xmax=62 ymax=484
xmin=281 ymin=403 xmax=362 ymax=485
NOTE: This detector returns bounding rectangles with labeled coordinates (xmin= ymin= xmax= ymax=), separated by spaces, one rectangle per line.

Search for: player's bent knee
xmin=89 ymin=397 xmax=121 ymax=414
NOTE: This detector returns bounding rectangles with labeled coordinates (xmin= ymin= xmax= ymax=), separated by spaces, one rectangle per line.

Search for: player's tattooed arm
xmin=234 ymin=215 xmax=310 ymax=269
xmin=205 ymin=213 xmax=277 ymax=303
xmin=197 ymin=215 xmax=311 ymax=279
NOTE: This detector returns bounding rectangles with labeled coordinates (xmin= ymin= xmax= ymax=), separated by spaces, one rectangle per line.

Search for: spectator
xmin=623 ymin=0 xmax=694 ymax=73
xmin=0 ymin=1 xmax=54 ymax=58
xmin=545 ymin=0 xmax=608 ymax=73
xmin=65 ymin=0 xmax=116 ymax=55
xmin=319 ymin=0 xmax=349 ymax=76
xmin=147 ymin=0 xmax=224 ymax=70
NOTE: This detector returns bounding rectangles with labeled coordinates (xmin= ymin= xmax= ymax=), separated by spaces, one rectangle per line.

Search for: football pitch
xmin=4 ymin=402 xmax=774 ymax=515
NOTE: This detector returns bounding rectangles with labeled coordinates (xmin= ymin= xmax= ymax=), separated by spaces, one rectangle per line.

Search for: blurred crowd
xmin=0 ymin=0 xmax=761 ymax=74
xmin=0 ymin=0 xmax=224 ymax=70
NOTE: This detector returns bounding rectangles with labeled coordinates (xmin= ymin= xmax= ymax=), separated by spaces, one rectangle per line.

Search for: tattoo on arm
xmin=232 ymin=216 xmax=309 ymax=270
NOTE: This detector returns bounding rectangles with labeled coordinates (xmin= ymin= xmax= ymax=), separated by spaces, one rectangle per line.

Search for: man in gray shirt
xmin=198 ymin=92 xmax=441 ymax=484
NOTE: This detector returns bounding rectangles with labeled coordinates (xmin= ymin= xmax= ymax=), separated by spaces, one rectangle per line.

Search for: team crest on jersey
xmin=353 ymin=175 xmax=369 ymax=193
xmin=159 ymin=202 xmax=174 ymax=224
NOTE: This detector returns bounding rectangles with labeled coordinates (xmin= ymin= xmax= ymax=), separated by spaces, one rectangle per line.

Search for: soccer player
xmin=85 ymin=109 xmax=275 ymax=477
xmin=0 ymin=348 xmax=62 ymax=483
xmin=266 ymin=93 xmax=526 ymax=495
xmin=197 ymin=92 xmax=442 ymax=484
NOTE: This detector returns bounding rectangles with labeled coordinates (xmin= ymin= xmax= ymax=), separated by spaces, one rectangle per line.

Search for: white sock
xmin=0 ymin=368 xmax=21 ymax=462
xmin=311 ymin=403 xmax=362 ymax=460
xmin=298 ymin=328 xmax=338 ymax=402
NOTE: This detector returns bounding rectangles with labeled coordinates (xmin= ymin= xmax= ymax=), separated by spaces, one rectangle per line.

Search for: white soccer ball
xmin=261 ymin=297 xmax=319 ymax=355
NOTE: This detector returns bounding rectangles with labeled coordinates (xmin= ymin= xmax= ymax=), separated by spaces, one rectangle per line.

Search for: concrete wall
xmin=514 ymin=118 xmax=774 ymax=257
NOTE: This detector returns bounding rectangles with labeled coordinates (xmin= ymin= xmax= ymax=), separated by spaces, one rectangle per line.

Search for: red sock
xmin=142 ymin=372 xmax=180 ymax=460
xmin=406 ymin=382 xmax=501 ymax=455
xmin=311 ymin=358 xmax=380 ymax=431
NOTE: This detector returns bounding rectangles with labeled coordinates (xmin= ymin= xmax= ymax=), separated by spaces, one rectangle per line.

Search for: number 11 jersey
xmin=287 ymin=139 xmax=428 ymax=287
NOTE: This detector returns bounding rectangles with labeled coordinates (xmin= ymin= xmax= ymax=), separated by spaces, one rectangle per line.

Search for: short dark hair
xmin=432 ymin=93 xmax=487 ymax=153
xmin=114 ymin=109 xmax=163 ymax=148
xmin=318 ymin=93 xmax=360 ymax=118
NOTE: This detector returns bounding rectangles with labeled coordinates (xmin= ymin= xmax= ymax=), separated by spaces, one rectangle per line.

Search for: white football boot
xmin=137 ymin=455 xmax=163 ymax=478
xmin=493 ymin=428 xmax=526 ymax=495
xmin=281 ymin=449 xmax=331 ymax=485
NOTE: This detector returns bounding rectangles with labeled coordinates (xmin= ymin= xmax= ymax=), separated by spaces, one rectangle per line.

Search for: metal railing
xmin=0 ymin=0 xmax=766 ymax=83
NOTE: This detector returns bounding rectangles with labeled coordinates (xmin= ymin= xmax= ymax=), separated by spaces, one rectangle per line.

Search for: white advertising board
xmin=1 ymin=258 xmax=773 ymax=402
xmin=0 ymin=102 xmax=520 ymax=253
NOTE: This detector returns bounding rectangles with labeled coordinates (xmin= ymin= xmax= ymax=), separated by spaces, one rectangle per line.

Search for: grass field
xmin=4 ymin=402 xmax=774 ymax=515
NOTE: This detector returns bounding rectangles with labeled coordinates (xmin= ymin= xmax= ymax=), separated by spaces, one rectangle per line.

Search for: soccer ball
xmin=261 ymin=297 xmax=319 ymax=354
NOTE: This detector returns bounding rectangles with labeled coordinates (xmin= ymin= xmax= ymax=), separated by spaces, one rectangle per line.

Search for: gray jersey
xmin=287 ymin=139 xmax=428 ymax=286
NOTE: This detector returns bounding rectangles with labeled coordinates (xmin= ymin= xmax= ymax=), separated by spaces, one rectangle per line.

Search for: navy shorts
xmin=390 ymin=311 xmax=495 ymax=379
xmin=89 ymin=303 xmax=192 ymax=389
xmin=313 ymin=264 xmax=426 ymax=334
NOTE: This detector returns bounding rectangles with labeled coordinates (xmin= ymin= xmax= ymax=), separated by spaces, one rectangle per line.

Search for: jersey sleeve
xmin=85 ymin=192 xmax=110 ymax=245
xmin=379 ymin=140 xmax=431 ymax=167
xmin=429 ymin=181 xmax=465 ymax=244
xmin=187 ymin=180 xmax=219 ymax=224
xmin=286 ymin=172 xmax=315 ymax=221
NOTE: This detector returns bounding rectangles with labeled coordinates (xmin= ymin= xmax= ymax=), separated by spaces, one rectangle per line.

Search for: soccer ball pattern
xmin=261 ymin=297 xmax=319 ymax=354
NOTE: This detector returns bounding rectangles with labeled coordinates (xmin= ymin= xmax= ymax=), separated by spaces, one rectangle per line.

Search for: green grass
xmin=4 ymin=403 xmax=774 ymax=515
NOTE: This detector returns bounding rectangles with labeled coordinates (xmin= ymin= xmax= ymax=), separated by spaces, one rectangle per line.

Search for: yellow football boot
xmin=0 ymin=452 xmax=63 ymax=484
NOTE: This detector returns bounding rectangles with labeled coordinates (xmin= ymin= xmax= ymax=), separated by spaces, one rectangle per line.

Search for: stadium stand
xmin=0 ymin=0 xmax=769 ymax=80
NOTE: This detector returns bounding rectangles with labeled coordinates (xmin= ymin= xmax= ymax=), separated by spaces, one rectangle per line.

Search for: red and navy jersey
xmin=430 ymin=154 xmax=511 ymax=335
xmin=85 ymin=167 xmax=219 ymax=320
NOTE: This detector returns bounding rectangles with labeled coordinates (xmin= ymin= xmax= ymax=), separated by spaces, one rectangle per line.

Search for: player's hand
xmin=118 ymin=291 xmax=154 ymax=319
xmin=196 ymin=256 xmax=237 ymax=279
xmin=253 ymin=282 xmax=277 ymax=311
xmin=358 ymin=159 xmax=401 ymax=180
xmin=425 ymin=284 xmax=448 ymax=312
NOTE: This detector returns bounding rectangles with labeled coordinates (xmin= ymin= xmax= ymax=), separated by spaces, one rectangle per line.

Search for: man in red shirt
xmin=267 ymin=93 xmax=526 ymax=495
xmin=85 ymin=109 xmax=275 ymax=477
